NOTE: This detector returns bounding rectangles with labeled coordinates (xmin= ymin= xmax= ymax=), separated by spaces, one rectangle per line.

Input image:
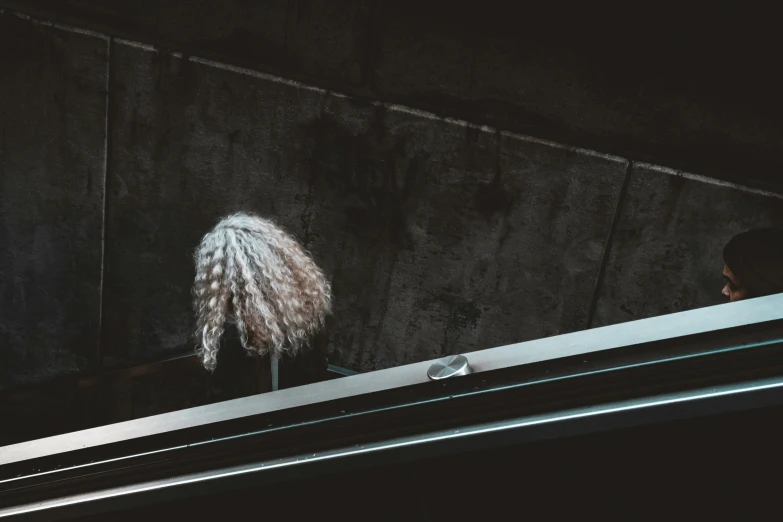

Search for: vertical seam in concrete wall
xmin=97 ymin=37 xmax=115 ymax=369
xmin=585 ymin=160 xmax=633 ymax=329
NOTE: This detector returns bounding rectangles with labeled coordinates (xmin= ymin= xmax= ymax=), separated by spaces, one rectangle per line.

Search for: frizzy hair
xmin=192 ymin=213 xmax=332 ymax=371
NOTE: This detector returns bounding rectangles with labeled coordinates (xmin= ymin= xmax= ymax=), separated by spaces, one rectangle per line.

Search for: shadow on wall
xmin=2 ymin=12 xmax=783 ymax=394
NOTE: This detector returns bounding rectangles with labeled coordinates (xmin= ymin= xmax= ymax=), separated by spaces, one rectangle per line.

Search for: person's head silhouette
xmin=722 ymin=227 xmax=783 ymax=302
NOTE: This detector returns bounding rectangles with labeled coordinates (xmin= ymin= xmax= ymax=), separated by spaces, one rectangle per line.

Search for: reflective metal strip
xmin=4 ymin=375 xmax=783 ymax=520
xmin=2 ymin=293 xmax=782 ymax=466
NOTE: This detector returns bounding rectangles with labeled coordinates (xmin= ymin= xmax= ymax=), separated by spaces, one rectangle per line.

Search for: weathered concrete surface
xmin=372 ymin=5 xmax=783 ymax=193
xmin=1 ymin=2 xmax=780 ymax=191
xmin=284 ymin=0 xmax=377 ymax=89
xmin=0 ymin=0 xmax=289 ymax=69
xmin=0 ymin=13 xmax=108 ymax=390
xmin=373 ymin=4 xmax=470 ymax=103
xmin=4 ymin=3 xmax=783 ymax=442
xmin=302 ymin=99 xmax=627 ymax=370
xmin=0 ymin=0 xmax=375 ymax=90
xmin=103 ymin=43 xmax=627 ymax=371
xmin=593 ymin=164 xmax=783 ymax=326
xmin=3 ymin=11 xmax=783 ymax=441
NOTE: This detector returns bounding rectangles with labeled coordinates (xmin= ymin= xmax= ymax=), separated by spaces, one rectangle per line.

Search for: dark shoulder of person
xmin=206 ymin=324 xmax=330 ymax=402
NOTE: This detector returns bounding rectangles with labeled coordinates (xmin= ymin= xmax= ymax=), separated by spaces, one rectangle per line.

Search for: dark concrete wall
xmin=104 ymin=41 xmax=630 ymax=372
xmin=0 ymin=14 xmax=107 ymax=387
xmin=0 ymin=1 xmax=780 ymax=192
xmin=1 ymin=6 xmax=783 ymax=443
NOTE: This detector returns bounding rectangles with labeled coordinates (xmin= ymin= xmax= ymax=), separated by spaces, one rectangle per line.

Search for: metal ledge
xmin=1 ymin=294 xmax=782 ymax=466
xmin=3 ymin=315 xmax=783 ymax=516
xmin=4 ymin=374 xmax=783 ymax=521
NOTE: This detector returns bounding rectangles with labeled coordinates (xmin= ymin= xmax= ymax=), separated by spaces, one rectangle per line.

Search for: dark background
xmin=1 ymin=1 xmax=782 ymax=444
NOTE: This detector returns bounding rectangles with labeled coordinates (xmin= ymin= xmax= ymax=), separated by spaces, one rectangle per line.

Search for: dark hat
xmin=723 ymin=227 xmax=783 ymax=297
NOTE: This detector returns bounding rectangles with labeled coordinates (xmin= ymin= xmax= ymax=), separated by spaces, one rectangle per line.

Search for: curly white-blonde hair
xmin=193 ymin=213 xmax=332 ymax=372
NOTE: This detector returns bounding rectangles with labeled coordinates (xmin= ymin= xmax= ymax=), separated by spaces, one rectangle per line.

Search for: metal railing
xmin=2 ymin=294 xmax=783 ymax=519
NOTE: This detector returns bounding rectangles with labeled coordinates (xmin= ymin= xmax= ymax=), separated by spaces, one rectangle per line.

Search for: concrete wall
xmin=2 ymin=8 xmax=783 ymax=444
xmin=1 ymin=14 xmax=108 ymax=387
xmin=0 ymin=1 xmax=780 ymax=192
xmin=3 ymin=9 xmax=783 ymax=394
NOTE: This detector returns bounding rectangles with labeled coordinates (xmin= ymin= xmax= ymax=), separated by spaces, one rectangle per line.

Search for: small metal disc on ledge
xmin=427 ymin=354 xmax=472 ymax=380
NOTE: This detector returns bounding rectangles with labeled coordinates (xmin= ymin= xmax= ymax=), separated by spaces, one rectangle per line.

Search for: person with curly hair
xmin=193 ymin=213 xmax=332 ymax=391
